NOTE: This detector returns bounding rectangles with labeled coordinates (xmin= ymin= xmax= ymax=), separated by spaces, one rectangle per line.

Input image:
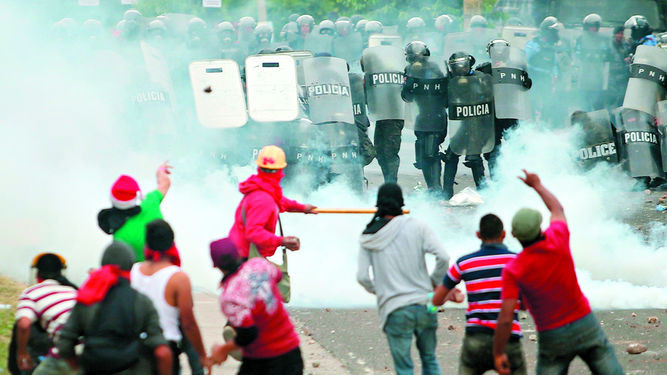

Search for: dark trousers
xmin=459 ymin=332 xmax=526 ymax=375
xmin=484 ymin=118 xmax=518 ymax=179
xmin=168 ymin=341 xmax=182 ymax=375
xmin=239 ymin=348 xmax=303 ymax=375
xmin=374 ymin=119 xmax=404 ymax=183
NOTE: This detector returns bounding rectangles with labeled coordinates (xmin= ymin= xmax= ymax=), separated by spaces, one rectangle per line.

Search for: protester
xmin=208 ymin=237 xmax=303 ymax=374
xmin=228 ymin=145 xmax=316 ymax=259
xmin=97 ymin=162 xmax=172 ymax=260
xmin=57 ymin=242 xmax=173 ymax=374
xmin=433 ymin=214 xmax=526 ymax=375
xmin=357 ymin=182 xmax=453 ymax=375
xmin=493 ymin=170 xmax=623 ymax=375
xmin=13 ymin=253 xmax=77 ymax=374
xmin=130 ymin=219 xmax=211 ymax=374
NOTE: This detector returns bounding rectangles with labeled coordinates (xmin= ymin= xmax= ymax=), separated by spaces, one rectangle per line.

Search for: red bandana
xmin=143 ymin=244 xmax=182 ymax=267
xmin=76 ymin=265 xmax=130 ymax=305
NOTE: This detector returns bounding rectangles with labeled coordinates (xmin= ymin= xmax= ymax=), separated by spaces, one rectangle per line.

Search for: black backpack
xmin=80 ymin=279 xmax=141 ymax=374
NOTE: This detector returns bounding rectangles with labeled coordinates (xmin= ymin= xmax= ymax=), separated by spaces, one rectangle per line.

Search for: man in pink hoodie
xmin=229 ymin=145 xmax=317 ymax=258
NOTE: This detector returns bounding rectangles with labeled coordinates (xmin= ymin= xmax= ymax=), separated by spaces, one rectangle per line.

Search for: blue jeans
xmin=537 ymin=313 xmax=624 ymax=375
xmin=383 ymin=304 xmax=441 ymax=375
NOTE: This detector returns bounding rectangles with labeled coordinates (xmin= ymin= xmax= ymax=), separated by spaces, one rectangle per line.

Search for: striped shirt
xmin=443 ymin=243 xmax=522 ymax=338
xmin=15 ymin=279 xmax=77 ymax=339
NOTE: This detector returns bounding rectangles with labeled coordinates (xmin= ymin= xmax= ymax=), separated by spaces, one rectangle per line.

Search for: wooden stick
xmin=308 ymin=208 xmax=411 ymax=214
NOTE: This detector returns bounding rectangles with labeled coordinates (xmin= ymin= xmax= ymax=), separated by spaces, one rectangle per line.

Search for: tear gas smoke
xmin=0 ymin=3 xmax=665 ymax=311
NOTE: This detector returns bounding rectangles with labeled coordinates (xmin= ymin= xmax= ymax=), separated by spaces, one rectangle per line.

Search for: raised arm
xmin=519 ymin=169 xmax=566 ymax=223
xmin=156 ymin=162 xmax=173 ymax=197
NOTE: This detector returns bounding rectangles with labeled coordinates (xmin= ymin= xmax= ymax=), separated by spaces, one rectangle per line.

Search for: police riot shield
xmin=188 ymin=60 xmax=247 ymax=128
xmin=623 ymin=45 xmax=667 ymax=117
xmin=490 ymin=45 xmax=532 ymax=121
xmin=245 ymin=54 xmax=299 ymax=122
xmin=349 ymin=73 xmax=369 ymax=128
xmin=403 ymin=62 xmax=447 ymax=132
xmin=303 ymin=56 xmax=354 ymax=125
xmin=657 ymin=100 xmax=667 ymax=173
xmin=368 ymin=34 xmax=402 ymax=48
xmin=570 ymin=110 xmax=617 ymax=168
xmin=362 ymin=46 xmax=405 ymax=121
xmin=303 ymin=33 xmax=334 ymax=55
xmin=275 ymin=50 xmax=313 ymax=88
xmin=447 ymin=73 xmax=495 ymax=155
xmin=574 ymin=32 xmax=609 ymax=92
xmin=614 ymin=108 xmax=664 ymax=178
xmin=500 ymin=26 xmax=538 ymax=50
xmin=333 ymin=32 xmax=363 ymax=64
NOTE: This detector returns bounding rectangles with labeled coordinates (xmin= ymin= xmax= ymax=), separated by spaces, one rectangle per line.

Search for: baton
xmin=309 ymin=208 xmax=411 ymax=214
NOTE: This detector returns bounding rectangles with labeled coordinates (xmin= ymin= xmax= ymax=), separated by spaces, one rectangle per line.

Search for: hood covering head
xmin=238 ymin=168 xmax=288 ymax=211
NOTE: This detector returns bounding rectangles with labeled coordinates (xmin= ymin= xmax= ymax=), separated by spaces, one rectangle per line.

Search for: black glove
xmin=475 ymin=62 xmax=492 ymax=75
xmin=521 ymin=71 xmax=533 ymax=89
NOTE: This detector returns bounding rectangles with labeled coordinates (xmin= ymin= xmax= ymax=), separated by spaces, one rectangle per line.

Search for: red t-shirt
xmin=501 ymin=220 xmax=591 ymax=332
xmin=220 ymin=258 xmax=299 ymax=358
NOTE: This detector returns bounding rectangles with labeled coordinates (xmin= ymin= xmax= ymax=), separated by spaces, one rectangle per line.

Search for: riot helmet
xmin=539 ymin=16 xmax=560 ymax=43
xmin=365 ymin=21 xmax=383 ymax=36
xmin=337 ymin=16 xmax=351 ymax=22
xmin=405 ymin=41 xmax=430 ymax=64
xmin=624 ymin=15 xmax=652 ymax=42
xmin=215 ymin=21 xmax=235 ymax=44
xmin=82 ymin=19 xmax=103 ymax=40
xmin=280 ymin=21 xmax=298 ymax=42
xmin=434 ymin=14 xmax=454 ymax=33
xmin=335 ymin=20 xmax=353 ymax=37
xmin=296 ymin=15 xmax=315 ymax=35
xmin=486 ymin=38 xmax=510 ymax=57
xmin=355 ymin=19 xmax=368 ymax=33
xmin=188 ymin=17 xmax=207 ymax=48
xmin=122 ymin=10 xmax=142 ymax=40
xmin=406 ymin=17 xmax=426 ymax=34
xmin=583 ymin=13 xmax=601 ymax=33
xmin=447 ymin=52 xmax=475 ymax=76
xmin=238 ymin=16 xmax=257 ymax=37
xmin=505 ymin=17 xmax=523 ymax=26
xmin=288 ymin=13 xmax=300 ymax=23
xmin=469 ymin=15 xmax=488 ymax=29
xmin=147 ymin=19 xmax=167 ymax=40
xmin=254 ymin=23 xmax=273 ymax=44
xmin=319 ymin=20 xmax=335 ymax=35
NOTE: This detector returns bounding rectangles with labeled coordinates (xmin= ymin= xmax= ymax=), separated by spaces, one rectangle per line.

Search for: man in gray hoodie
xmin=357 ymin=183 xmax=452 ymax=375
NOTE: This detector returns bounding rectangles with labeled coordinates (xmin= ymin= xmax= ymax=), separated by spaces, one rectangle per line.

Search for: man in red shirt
xmin=493 ymin=170 xmax=623 ymax=375
xmin=208 ymin=238 xmax=303 ymax=375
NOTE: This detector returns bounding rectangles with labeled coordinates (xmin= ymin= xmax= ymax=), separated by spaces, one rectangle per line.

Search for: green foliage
xmin=135 ymin=0 xmax=501 ymax=27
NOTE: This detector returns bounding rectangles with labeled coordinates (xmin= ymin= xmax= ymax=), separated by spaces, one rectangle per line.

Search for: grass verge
xmin=0 ymin=275 xmax=26 ymax=373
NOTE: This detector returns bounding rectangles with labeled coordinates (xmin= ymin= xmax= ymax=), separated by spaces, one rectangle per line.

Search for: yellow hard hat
xmin=256 ymin=145 xmax=287 ymax=169
xmin=31 ymin=252 xmax=67 ymax=269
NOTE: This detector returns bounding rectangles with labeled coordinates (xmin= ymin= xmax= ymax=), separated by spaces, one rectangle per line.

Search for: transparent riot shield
xmin=447 ymin=73 xmax=495 ymax=155
xmin=570 ymin=109 xmax=617 ymax=168
xmin=361 ymin=46 xmax=405 ymax=122
xmin=657 ymin=100 xmax=667 ymax=173
xmin=623 ymin=45 xmax=667 ymax=116
xmin=368 ymin=34 xmax=402 ymax=48
xmin=490 ymin=45 xmax=532 ymax=121
xmin=614 ymin=107 xmax=664 ymax=178
xmin=303 ymin=56 xmax=354 ymax=125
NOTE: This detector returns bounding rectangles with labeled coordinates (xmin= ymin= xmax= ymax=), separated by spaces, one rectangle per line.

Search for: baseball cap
xmin=511 ymin=208 xmax=543 ymax=242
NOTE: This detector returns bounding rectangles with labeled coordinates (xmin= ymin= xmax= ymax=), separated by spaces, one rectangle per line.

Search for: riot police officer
xmin=624 ymin=15 xmax=657 ymax=55
xmin=574 ymin=13 xmax=610 ymax=111
xmin=442 ymin=52 xmax=495 ymax=199
xmin=187 ymin=17 xmax=208 ymax=53
xmin=237 ymin=16 xmax=256 ymax=54
xmin=249 ymin=23 xmax=274 ymax=54
xmin=401 ymin=42 xmax=448 ymax=192
xmin=405 ymin=17 xmax=426 ymax=43
xmin=215 ymin=22 xmax=244 ymax=65
xmin=364 ymin=21 xmax=383 ymax=48
xmin=294 ymin=14 xmax=315 ymax=50
xmin=525 ymin=16 xmax=560 ymax=124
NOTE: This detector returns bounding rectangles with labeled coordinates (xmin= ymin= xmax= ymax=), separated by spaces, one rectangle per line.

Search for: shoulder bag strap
xmin=278 ymin=215 xmax=288 ymax=272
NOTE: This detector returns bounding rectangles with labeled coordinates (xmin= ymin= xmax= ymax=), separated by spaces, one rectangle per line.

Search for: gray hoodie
xmin=357 ymin=215 xmax=450 ymax=328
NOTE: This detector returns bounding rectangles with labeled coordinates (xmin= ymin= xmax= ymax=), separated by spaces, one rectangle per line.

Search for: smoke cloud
xmin=1 ymin=2 xmax=664 ymax=311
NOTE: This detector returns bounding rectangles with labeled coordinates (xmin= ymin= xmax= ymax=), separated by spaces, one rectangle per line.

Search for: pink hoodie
xmin=228 ymin=171 xmax=305 ymax=258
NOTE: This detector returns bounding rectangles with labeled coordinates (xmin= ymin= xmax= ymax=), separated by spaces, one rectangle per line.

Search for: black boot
xmin=422 ymin=157 xmax=442 ymax=191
